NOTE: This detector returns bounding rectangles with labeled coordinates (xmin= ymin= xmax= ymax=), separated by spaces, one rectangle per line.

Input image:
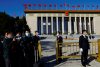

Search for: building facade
xmin=25 ymin=10 xmax=100 ymax=35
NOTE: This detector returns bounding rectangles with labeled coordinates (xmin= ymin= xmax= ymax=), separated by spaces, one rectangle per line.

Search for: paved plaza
xmin=40 ymin=35 xmax=100 ymax=67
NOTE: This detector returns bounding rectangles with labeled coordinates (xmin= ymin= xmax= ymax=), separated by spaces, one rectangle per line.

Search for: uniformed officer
xmin=22 ymin=31 xmax=34 ymax=67
xmin=3 ymin=32 xmax=13 ymax=67
xmin=79 ymin=30 xmax=91 ymax=67
xmin=33 ymin=31 xmax=40 ymax=63
xmin=15 ymin=32 xmax=26 ymax=67
xmin=57 ymin=31 xmax=63 ymax=62
xmin=9 ymin=38 xmax=19 ymax=67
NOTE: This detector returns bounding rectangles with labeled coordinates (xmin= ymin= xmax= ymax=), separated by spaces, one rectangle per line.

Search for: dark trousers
xmin=58 ymin=44 xmax=62 ymax=62
xmin=5 ymin=58 xmax=10 ymax=67
xmin=25 ymin=53 xmax=35 ymax=67
xmin=81 ymin=50 xmax=88 ymax=66
xmin=58 ymin=46 xmax=62 ymax=56
xmin=35 ymin=49 xmax=40 ymax=63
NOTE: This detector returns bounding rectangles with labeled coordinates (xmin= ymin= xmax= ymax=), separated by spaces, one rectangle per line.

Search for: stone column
xmin=46 ymin=14 xmax=48 ymax=35
xmin=62 ymin=14 xmax=64 ymax=34
xmin=84 ymin=14 xmax=86 ymax=30
xmin=56 ymin=14 xmax=58 ymax=32
xmin=74 ymin=14 xmax=77 ymax=34
xmin=79 ymin=15 xmax=82 ymax=34
xmin=89 ymin=15 xmax=91 ymax=34
xmin=51 ymin=15 xmax=53 ymax=34
xmin=68 ymin=14 xmax=71 ymax=34
xmin=41 ymin=14 xmax=43 ymax=34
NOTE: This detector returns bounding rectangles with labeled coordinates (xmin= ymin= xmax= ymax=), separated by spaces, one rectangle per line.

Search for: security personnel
xmin=3 ymin=32 xmax=13 ymax=67
xmin=15 ymin=33 xmax=26 ymax=67
xmin=9 ymin=38 xmax=19 ymax=67
xmin=79 ymin=30 xmax=90 ymax=67
xmin=33 ymin=31 xmax=40 ymax=63
xmin=22 ymin=31 xmax=34 ymax=67
xmin=57 ymin=31 xmax=63 ymax=62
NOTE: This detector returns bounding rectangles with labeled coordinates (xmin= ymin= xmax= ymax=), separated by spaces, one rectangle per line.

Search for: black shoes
xmin=87 ymin=64 xmax=91 ymax=66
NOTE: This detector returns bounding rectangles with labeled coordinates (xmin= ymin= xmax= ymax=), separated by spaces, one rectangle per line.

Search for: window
xmin=37 ymin=17 xmax=41 ymax=35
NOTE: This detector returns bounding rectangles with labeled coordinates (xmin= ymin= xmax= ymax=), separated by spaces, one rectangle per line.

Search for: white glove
xmin=80 ymin=48 xmax=83 ymax=52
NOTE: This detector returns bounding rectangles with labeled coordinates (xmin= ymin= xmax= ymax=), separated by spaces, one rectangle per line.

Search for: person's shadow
xmin=38 ymin=54 xmax=69 ymax=67
xmin=87 ymin=56 xmax=96 ymax=64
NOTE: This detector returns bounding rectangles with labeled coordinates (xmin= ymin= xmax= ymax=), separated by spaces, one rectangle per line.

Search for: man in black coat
xmin=57 ymin=31 xmax=63 ymax=62
xmin=3 ymin=32 xmax=13 ymax=67
xmin=9 ymin=38 xmax=19 ymax=67
xmin=15 ymin=32 xmax=26 ymax=67
xmin=22 ymin=31 xmax=34 ymax=67
xmin=33 ymin=31 xmax=40 ymax=63
xmin=79 ymin=30 xmax=90 ymax=67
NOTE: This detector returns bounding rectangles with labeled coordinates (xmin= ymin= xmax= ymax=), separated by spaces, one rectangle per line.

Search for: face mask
xmin=25 ymin=33 xmax=30 ymax=36
xmin=57 ymin=33 xmax=59 ymax=36
xmin=16 ymin=34 xmax=20 ymax=37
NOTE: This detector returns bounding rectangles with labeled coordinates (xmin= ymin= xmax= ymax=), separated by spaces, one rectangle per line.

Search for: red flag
xmin=49 ymin=4 xmax=52 ymax=7
xmin=60 ymin=4 xmax=63 ymax=7
xmin=38 ymin=4 xmax=42 ymax=7
xmin=96 ymin=5 xmax=99 ymax=9
xmin=64 ymin=3 xmax=67 ymax=6
xmin=33 ymin=4 xmax=36 ymax=6
xmin=72 ymin=5 xmax=75 ymax=8
xmin=28 ymin=4 xmax=32 ymax=7
xmin=77 ymin=5 xmax=80 ymax=8
xmin=24 ymin=4 xmax=28 ymax=9
xmin=44 ymin=4 xmax=47 ymax=7
xmin=54 ymin=4 xmax=57 ymax=7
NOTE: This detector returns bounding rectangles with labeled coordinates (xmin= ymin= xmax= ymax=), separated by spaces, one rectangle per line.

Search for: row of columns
xmin=39 ymin=14 xmax=94 ymax=35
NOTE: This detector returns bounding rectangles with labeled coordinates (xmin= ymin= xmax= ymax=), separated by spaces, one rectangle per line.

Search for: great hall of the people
xmin=24 ymin=10 xmax=100 ymax=35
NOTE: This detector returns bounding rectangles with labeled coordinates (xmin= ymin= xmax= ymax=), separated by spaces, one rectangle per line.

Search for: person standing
xmin=22 ymin=31 xmax=34 ymax=67
xmin=3 ymin=32 xmax=13 ymax=67
xmin=33 ymin=31 xmax=40 ymax=63
xmin=57 ymin=31 xmax=63 ymax=62
xmin=79 ymin=30 xmax=90 ymax=67
xmin=15 ymin=32 xmax=26 ymax=67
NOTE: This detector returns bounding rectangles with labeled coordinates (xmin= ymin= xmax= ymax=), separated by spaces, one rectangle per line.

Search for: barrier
xmin=56 ymin=39 xmax=100 ymax=62
xmin=38 ymin=41 xmax=42 ymax=58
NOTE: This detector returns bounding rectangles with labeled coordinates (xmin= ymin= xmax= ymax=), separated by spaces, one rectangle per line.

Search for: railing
xmin=56 ymin=39 xmax=100 ymax=62
xmin=38 ymin=41 xmax=42 ymax=58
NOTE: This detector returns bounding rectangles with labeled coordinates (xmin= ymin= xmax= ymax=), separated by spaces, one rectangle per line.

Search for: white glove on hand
xmin=80 ymin=48 xmax=83 ymax=52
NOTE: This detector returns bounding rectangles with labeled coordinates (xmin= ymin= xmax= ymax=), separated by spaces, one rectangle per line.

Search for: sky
xmin=0 ymin=0 xmax=100 ymax=17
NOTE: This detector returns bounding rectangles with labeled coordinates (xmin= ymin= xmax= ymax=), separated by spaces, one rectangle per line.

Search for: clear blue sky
xmin=0 ymin=0 xmax=100 ymax=17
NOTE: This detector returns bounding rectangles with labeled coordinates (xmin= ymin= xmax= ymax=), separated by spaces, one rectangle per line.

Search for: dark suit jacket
xmin=33 ymin=35 xmax=40 ymax=49
xmin=79 ymin=35 xmax=90 ymax=50
xmin=57 ymin=35 xmax=63 ymax=43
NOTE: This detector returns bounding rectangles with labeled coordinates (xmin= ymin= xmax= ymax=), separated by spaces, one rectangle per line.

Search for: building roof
xmin=24 ymin=10 xmax=100 ymax=13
